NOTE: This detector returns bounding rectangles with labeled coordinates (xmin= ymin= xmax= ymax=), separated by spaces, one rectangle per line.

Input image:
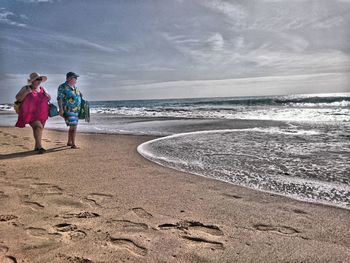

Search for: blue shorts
xmin=64 ymin=112 xmax=78 ymax=126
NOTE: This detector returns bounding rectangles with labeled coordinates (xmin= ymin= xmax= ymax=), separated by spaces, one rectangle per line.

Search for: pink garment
xmin=15 ymin=87 xmax=49 ymax=128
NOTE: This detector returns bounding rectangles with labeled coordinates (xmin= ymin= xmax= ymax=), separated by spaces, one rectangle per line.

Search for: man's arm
xmin=58 ymin=99 xmax=64 ymax=117
xmin=57 ymin=85 xmax=64 ymax=117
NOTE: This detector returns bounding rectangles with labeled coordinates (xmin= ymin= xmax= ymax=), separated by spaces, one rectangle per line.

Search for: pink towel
xmin=15 ymin=87 xmax=49 ymax=128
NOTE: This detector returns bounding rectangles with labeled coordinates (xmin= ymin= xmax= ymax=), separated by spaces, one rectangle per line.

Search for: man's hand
xmin=59 ymin=110 xmax=64 ymax=117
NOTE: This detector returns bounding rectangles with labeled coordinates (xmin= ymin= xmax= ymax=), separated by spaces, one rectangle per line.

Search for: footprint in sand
xmin=181 ymin=236 xmax=224 ymax=250
xmin=0 ymin=247 xmax=18 ymax=263
xmin=159 ymin=220 xmax=225 ymax=250
xmin=30 ymin=183 xmax=63 ymax=196
xmin=221 ymin=193 xmax=243 ymax=199
xmin=26 ymin=227 xmax=49 ymax=237
xmin=0 ymin=255 xmax=18 ymax=263
xmin=61 ymin=211 xmax=100 ymax=219
xmin=58 ymin=255 xmax=93 ymax=263
xmin=109 ymin=237 xmax=148 ymax=257
xmin=131 ymin=207 xmax=153 ymax=219
xmin=67 ymin=230 xmax=87 ymax=241
xmin=0 ymin=191 xmax=9 ymax=199
xmin=26 ymin=227 xmax=61 ymax=240
xmin=254 ymin=224 xmax=300 ymax=236
xmin=54 ymin=223 xmax=78 ymax=232
xmin=159 ymin=220 xmax=224 ymax=236
xmin=0 ymin=215 xmax=18 ymax=222
xmin=23 ymin=201 xmax=45 ymax=211
xmin=23 ymin=176 xmax=39 ymax=181
xmin=54 ymin=223 xmax=87 ymax=242
xmin=292 ymin=209 xmax=308 ymax=215
xmin=85 ymin=193 xmax=116 ymax=208
xmin=50 ymin=196 xmax=84 ymax=208
xmin=109 ymin=220 xmax=149 ymax=232
xmin=0 ymin=171 xmax=7 ymax=176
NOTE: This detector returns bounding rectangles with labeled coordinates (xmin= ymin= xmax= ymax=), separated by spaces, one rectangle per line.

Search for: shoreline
xmin=0 ymin=127 xmax=350 ymax=262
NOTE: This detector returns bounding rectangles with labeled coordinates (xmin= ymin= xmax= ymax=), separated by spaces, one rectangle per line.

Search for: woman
xmin=15 ymin=72 xmax=51 ymax=154
xmin=57 ymin=72 xmax=81 ymax=149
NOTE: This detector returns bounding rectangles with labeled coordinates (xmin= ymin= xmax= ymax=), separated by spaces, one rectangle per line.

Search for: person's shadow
xmin=0 ymin=146 xmax=69 ymax=160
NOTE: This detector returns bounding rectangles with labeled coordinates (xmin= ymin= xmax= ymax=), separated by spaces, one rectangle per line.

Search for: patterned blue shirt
xmin=57 ymin=82 xmax=81 ymax=113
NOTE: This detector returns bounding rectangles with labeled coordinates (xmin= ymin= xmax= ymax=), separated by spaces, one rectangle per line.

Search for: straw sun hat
xmin=27 ymin=72 xmax=48 ymax=84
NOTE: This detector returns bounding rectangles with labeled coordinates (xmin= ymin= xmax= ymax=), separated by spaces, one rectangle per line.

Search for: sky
xmin=0 ymin=0 xmax=350 ymax=103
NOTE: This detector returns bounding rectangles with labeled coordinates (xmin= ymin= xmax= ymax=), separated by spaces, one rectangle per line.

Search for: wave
xmin=0 ymin=104 xmax=14 ymax=111
xmin=190 ymin=96 xmax=350 ymax=107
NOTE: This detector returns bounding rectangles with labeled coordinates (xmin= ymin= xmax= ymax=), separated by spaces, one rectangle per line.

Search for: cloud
xmin=200 ymin=0 xmax=247 ymax=27
xmin=244 ymin=1 xmax=348 ymax=32
xmin=0 ymin=8 xmax=27 ymax=27
xmin=263 ymin=0 xmax=349 ymax=1
xmin=4 ymin=27 xmax=119 ymax=54
xmin=53 ymin=34 xmax=117 ymax=53
xmin=311 ymin=16 xmax=344 ymax=29
xmin=246 ymin=48 xmax=350 ymax=74
xmin=207 ymin=33 xmax=224 ymax=51
xmin=18 ymin=0 xmax=54 ymax=3
xmin=1 ymin=71 xmax=349 ymax=102
xmin=19 ymin=14 xmax=29 ymax=20
xmin=110 ymin=72 xmax=350 ymax=100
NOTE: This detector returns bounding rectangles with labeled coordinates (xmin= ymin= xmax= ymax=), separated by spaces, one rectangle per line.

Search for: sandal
xmin=37 ymin=148 xmax=46 ymax=154
xmin=71 ymin=145 xmax=79 ymax=149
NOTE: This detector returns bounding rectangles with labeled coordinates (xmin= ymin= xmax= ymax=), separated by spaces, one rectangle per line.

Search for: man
xmin=57 ymin=72 xmax=82 ymax=149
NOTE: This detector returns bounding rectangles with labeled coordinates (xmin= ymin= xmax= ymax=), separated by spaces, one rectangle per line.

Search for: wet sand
xmin=0 ymin=127 xmax=349 ymax=262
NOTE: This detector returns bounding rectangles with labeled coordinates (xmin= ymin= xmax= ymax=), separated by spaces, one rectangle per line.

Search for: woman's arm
xmin=15 ymin=86 xmax=31 ymax=102
xmin=42 ymin=87 xmax=51 ymax=100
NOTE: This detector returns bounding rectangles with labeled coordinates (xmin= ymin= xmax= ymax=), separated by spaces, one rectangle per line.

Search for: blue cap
xmin=66 ymin=72 xmax=79 ymax=79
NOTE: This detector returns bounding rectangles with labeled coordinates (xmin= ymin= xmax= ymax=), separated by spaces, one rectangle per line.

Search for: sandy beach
xmin=0 ymin=126 xmax=349 ymax=263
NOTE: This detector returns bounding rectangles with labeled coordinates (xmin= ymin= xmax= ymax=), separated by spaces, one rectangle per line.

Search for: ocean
xmin=1 ymin=93 xmax=349 ymax=208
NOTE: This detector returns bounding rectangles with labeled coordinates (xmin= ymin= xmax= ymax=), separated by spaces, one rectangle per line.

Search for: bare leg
xmin=30 ymin=121 xmax=44 ymax=150
xmin=67 ymin=128 xmax=73 ymax=146
xmin=69 ymin=126 xmax=78 ymax=148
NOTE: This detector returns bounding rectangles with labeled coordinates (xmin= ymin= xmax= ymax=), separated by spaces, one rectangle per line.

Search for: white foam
xmin=137 ymin=129 xmax=350 ymax=209
xmin=91 ymin=106 xmax=350 ymax=123
xmin=0 ymin=104 xmax=14 ymax=112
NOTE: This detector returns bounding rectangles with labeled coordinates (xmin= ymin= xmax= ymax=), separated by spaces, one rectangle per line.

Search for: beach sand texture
xmin=0 ymin=127 xmax=349 ymax=263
